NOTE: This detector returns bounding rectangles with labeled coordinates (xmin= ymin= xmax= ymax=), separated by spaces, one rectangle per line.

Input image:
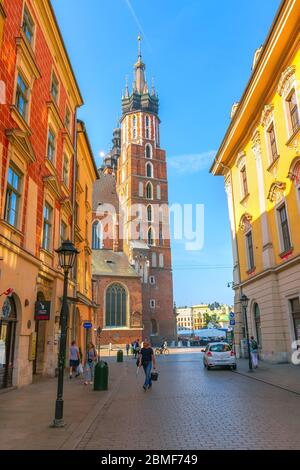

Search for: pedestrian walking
xmin=84 ymin=342 xmax=97 ymax=385
xmin=134 ymin=338 xmax=140 ymax=359
xmin=126 ymin=343 xmax=130 ymax=356
xmin=250 ymin=336 xmax=259 ymax=368
xmin=69 ymin=340 xmax=80 ymax=379
xmin=138 ymin=338 xmax=156 ymax=391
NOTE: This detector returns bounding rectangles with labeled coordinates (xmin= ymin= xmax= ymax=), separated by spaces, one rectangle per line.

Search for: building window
xmin=278 ymin=204 xmax=291 ymax=253
xmin=51 ymin=72 xmax=59 ymax=104
xmin=240 ymin=165 xmax=248 ymax=198
xmin=253 ymin=303 xmax=262 ymax=347
xmin=65 ymin=107 xmax=71 ymax=132
xmin=47 ymin=128 xmax=56 ymax=162
xmin=267 ymin=123 xmax=278 ymax=162
xmin=246 ymin=231 xmax=255 ymax=271
xmin=22 ymin=6 xmax=34 ymax=47
xmin=150 ymin=299 xmax=155 ymax=309
xmin=149 ymin=276 xmax=155 ymax=285
xmin=105 ymin=284 xmax=127 ymax=327
xmin=92 ymin=221 xmax=102 ymax=249
xmin=60 ymin=220 xmax=67 ymax=244
xmin=42 ymin=203 xmax=52 ymax=251
xmin=159 ymin=253 xmax=164 ymax=268
xmin=151 ymin=319 xmax=158 ymax=335
xmin=146 ymin=162 xmax=153 ymax=178
xmin=138 ymin=182 xmax=143 ymax=197
xmin=146 ymin=182 xmax=153 ymax=199
xmin=287 ymin=90 xmax=300 ymax=135
xmin=148 ymin=227 xmax=154 ymax=246
xmin=290 ymin=297 xmax=300 ymax=341
xmin=145 ymin=115 xmax=150 ymax=139
xmin=62 ymin=154 xmax=69 ymax=186
xmin=147 ymin=205 xmax=152 ymax=222
xmin=145 ymin=144 xmax=152 ymax=159
xmin=4 ymin=166 xmax=21 ymax=228
xmin=157 ymin=184 xmax=161 ymax=200
xmin=15 ymin=73 xmax=29 ymax=120
xmin=132 ymin=115 xmax=137 ymax=139
xmin=152 ymin=252 xmax=157 ymax=268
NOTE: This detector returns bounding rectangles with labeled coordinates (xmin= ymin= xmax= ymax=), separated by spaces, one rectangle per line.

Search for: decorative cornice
xmin=287 ymin=157 xmax=300 ymax=184
xmin=239 ymin=213 xmax=253 ymax=232
xmin=47 ymin=101 xmax=64 ymax=131
xmin=235 ymin=151 xmax=246 ymax=169
xmin=277 ymin=65 xmax=296 ymax=97
xmin=267 ymin=181 xmax=286 ymax=203
xmin=5 ymin=128 xmax=36 ymax=164
xmin=16 ymin=35 xmax=41 ymax=80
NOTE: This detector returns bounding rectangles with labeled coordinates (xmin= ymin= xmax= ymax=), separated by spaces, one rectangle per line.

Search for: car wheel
xmin=232 ymin=365 xmax=237 ymax=371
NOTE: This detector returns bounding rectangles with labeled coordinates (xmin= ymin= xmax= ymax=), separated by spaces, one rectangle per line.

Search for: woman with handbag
xmin=84 ymin=342 xmax=97 ymax=385
xmin=69 ymin=340 xmax=80 ymax=379
xmin=138 ymin=338 xmax=157 ymax=391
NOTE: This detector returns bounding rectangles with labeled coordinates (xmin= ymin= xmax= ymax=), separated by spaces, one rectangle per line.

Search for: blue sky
xmin=52 ymin=0 xmax=281 ymax=307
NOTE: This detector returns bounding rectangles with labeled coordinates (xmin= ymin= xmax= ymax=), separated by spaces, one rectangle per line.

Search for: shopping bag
xmin=77 ymin=363 xmax=83 ymax=375
xmin=151 ymin=371 xmax=159 ymax=381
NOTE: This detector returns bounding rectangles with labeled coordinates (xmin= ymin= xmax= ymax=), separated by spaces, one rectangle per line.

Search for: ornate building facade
xmin=211 ymin=0 xmax=300 ymax=363
xmin=92 ymin=40 xmax=175 ymax=345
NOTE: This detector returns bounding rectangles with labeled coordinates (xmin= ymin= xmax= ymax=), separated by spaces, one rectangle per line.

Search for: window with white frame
xmin=152 ymin=252 xmax=157 ymax=268
xmin=267 ymin=122 xmax=278 ymax=163
xmin=146 ymin=162 xmax=153 ymax=178
xmin=42 ymin=202 xmax=53 ymax=251
xmin=240 ymin=165 xmax=248 ymax=199
xmin=148 ymin=227 xmax=154 ymax=246
xmin=159 ymin=253 xmax=164 ymax=268
xmin=150 ymin=299 xmax=155 ymax=309
xmin=92 ymin=220 xmax=103 ymax=249
xmin=4 ymin=165 xmax=22 ymax=228
xmin=149 ymin=275 xmax=155 ymax=285
xmin=277 ymin=204 xmax=292 ymax=253
xmin=145 ymin=143 xmax=152 ymax=159
xmin=132 ymin=115 xmax=137 ymax=139
xmin=286 ymin=89 xmax=300 ymax=136
xmin=147 ymin=205 xmax=152 ymax=222
xmin=22 ymin=6 xmax=35 ymax=47
xmin=146 ymin=182 xmax=153 ymax=199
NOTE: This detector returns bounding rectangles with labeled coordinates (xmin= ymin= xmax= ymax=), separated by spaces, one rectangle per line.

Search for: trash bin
xmin=117 ymin=349 xmax=123 ymax=362
xmin=94 ymin=360 xmax=109 ymax=391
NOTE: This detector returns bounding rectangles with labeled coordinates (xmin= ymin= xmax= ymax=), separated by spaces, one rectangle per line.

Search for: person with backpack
xmin=250 ymin=336 xmax=259 ymax=368
xmin=138 ymin=338 xmax=156 ymax=391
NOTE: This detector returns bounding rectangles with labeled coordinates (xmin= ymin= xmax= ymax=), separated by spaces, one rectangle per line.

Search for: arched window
xmin=105 ymin=284 xmax=127 ymax=327
xmin=146 ymin=162 xmax=153 ymax=178
xmin=151 ymin=319 xmax=158 ymax=335
xmin=146 ymin=182 xmax=153 ymax=199
xmin=254 ymin=303 xmax=262 ymax=347
xmin=147 ymin=205 xmax=152 ymax=222
xmin=145 ymin=115 xmax=150 ymax=139
xmin=148 ymin=227 xmax=154 ymax=246
xmin=145 ymin=144 xmax=152 ymax=159
xmin=132 ymin=115 xmax=137 ymax=139
xmin=92 ymin=221 xmax=102 ymax=249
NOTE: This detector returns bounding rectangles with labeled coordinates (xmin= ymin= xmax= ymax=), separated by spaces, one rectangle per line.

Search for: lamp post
xmin=240 ymin=293 xmax=252 ymax=372
xmin=52 ymin=240 xmax=79 ymax=428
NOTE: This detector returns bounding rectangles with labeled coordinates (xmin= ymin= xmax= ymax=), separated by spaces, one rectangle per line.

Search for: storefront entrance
xmin=33 ymin=292 xmax=47 ymax=375
xmin=0 ymin=296 xmax=17 ymax=389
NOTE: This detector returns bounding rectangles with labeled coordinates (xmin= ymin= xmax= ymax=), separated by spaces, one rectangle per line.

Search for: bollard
xmin=94 ymin=360 xmax=109 ymax=391
xmin=117 ymin=349 xmax=123 ymax=362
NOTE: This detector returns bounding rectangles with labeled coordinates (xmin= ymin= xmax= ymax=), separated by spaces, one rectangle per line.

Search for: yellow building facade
xmin=211 ymin=0 xmax=300 ymax=363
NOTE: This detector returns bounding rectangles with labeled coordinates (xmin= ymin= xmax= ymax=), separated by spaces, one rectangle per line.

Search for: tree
xmin=204 ymin=312 xmax=221 ymax=327
xmin=208 ymin=301 xmax=221 ymax=310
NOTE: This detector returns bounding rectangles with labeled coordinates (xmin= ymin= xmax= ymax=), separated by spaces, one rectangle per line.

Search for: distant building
xmin=176 ymin=304 xmax=231 ymax=332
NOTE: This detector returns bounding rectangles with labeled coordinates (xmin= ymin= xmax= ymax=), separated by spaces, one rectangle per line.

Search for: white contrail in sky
xmin=124 ymin=0 xmax=152 ymax=53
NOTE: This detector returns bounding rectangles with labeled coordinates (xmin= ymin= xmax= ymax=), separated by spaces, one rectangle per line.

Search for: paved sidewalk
xmin=235 ymin=358 xmax=300 ymax=394
xmin=0 ymin=357 xmax=127 ymax=450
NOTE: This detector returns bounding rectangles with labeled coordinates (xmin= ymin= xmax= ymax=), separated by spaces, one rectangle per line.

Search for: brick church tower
xmin=116 ymin=37 xmax=175 ymax=343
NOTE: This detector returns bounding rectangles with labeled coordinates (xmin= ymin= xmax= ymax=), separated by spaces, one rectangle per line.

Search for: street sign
xmin=229 ymin=312 xmax=235 ymax=319
xmin=35 ymin=301 xmax=51 ymax=321
xmin=83 ymin=322 xmax=92 ymax=329
xmin=230 ymin=319 xmax=236 ymax=326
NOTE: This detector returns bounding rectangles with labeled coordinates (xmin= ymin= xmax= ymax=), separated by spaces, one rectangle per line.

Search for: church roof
xmin=92 ymin=172 xmax=119 ymax=211
xmin=92 ymin=250 xmax=140 ymax=278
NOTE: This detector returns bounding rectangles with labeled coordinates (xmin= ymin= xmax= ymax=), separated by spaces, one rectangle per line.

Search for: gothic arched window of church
xmin=145 ymin=115 xmax=150 ymax=139
xmin=159 ymin=223 xmax=163 ymax=246
xmin=148 ymin=227 xmax=154 ymax=246
xmin=105 ymin=284 xmax=127 ymax=327
xmin=146 ymin=162 xmax=153 ymax=178
xmin=147 ymin=205 xmax=152 ymax=222
xmin=145 ymin=143 xmax=152 ymax=159
xmin=132 ymin=115 xmax=137 ymax=139
xmin=92 ymin=220 xmax=103 ymax=249
xmin=146 ymin=182 xmax=153 ymax=199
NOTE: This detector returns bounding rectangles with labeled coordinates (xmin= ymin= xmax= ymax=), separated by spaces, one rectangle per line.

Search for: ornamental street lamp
xmin=240 ymin=293 xmax=253 ymax=372
xmin=52 ymin=240 xmax=79 ymax=428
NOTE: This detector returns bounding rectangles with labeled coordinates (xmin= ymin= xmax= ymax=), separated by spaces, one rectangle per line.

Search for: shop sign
xmin=35 ymin=301 xmax=51 ymax=321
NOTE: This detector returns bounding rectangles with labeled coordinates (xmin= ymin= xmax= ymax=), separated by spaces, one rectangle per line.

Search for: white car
xmin=203 ymin=342 xmax=237 ymax=370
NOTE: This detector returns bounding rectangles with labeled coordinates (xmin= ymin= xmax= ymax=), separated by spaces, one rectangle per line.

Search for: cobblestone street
xmin=77 ymin=352 xmax=300 ymax=450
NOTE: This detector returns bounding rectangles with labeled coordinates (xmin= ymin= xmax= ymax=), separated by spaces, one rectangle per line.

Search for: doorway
xmin=33 ymin=292 xmax=47 ymax=375
xmin=0 ymin=296 xmax=17 ymax=389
